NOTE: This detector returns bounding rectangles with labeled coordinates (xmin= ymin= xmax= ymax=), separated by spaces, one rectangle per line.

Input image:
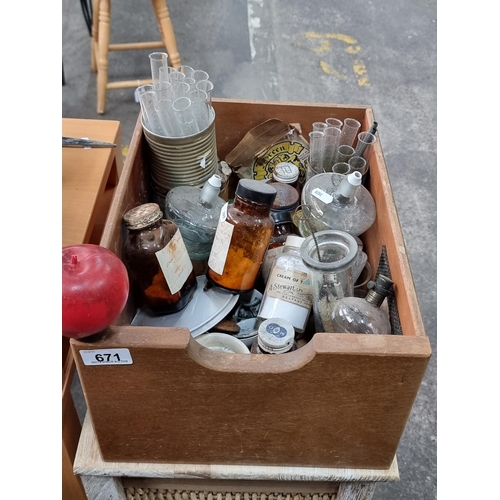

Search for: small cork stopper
xmin=123 ymin=203 xmax=163 ymax=230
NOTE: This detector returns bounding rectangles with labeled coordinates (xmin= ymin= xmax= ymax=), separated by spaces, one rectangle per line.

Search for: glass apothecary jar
xmin=300 ymin=229 xmax=358 ymax=333
xmin=122 ymin=203 xmax=197 ymax=315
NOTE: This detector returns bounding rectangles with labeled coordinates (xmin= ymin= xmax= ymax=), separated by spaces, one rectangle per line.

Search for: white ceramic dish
xmin=131 ymin=275 xmax=239 ymax=337
xmin=195 ymin=332 xmax=250 ymax=353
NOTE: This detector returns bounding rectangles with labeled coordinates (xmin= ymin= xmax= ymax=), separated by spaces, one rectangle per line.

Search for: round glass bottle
xmin=301 ymin=171 xmax=376 ymax=236
xmin=250 ymin=318 xmax=297 ymax=354
xmin=300 ymin=229 xmax=358 ymax=333
xmin=164 ymin=174 xmax=225 ymax=274
xmin=207 ymin=179 xmax=277 ymax=293
xmin=257 ymin=235 xmax=312 ymax=335
xmin=330 ymin=275 xmax=394 ymax=334
xmin=122 ymin=203 xmax=197 ymax=315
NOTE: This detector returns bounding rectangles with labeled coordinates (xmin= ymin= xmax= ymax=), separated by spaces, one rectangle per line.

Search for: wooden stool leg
xmin=81 ymin=475 xmax=126 ymax=500
xmin=150 ymin=0 xmax=181 ymax=68
xmin=96 ymin=0 xmax=111 ymax=114
xmin=90 ymin=0 xmax=100 ymax=72
xmin=337 ymin=482 xmax=377 ymax=500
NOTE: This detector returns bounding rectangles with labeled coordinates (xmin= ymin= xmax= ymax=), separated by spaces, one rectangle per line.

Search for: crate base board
xmin=80 ymin=478 xmax=379 ymax=500
xmin=75 ymin=414 xmax=398 ymax=500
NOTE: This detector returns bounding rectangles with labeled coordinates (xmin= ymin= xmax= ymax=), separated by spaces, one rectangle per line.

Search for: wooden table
xmin=62 ymin=118 xmax=123 ymax=500
xmin=62 ymin=118 xmax=123 ymax=246
xmin=74 ymin=414 xmax=399 ymax=500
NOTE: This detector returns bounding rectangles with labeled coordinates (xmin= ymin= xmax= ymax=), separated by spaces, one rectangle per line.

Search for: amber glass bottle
xmin=207 ymin=179 xmax=277 ymax=293
xmin=122 ymin=203 xmax=197 ymax=315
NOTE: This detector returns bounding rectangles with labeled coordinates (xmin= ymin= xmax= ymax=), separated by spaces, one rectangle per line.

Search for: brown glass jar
xmin=122 ymin=203 xmax=197 ymax=315
xmin=207 ymin=179 xmax=277 ymax=293
xmin=272 ymin=162 xmax=302 ymax=197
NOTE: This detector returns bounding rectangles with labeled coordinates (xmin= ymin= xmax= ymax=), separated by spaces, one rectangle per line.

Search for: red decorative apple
xmin=62 ymin=244 xmax=129 ymax=339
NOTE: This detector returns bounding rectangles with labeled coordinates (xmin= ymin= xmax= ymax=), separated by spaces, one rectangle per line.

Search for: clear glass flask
xmin=329 ymin=274 xmax=394 ymax=334
xmin=301 ymin=171 xmax=376 ymax=237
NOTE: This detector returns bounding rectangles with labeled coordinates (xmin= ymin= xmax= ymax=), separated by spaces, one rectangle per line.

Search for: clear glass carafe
xmin=164 ymin=174 xmax=225 ymax=266
xmin=301 ymin=171 xmax=376 ymax=237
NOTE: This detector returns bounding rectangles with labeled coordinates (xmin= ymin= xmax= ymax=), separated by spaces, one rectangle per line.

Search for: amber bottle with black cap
xmin=207 ymin=179 xmax=277 ymax=293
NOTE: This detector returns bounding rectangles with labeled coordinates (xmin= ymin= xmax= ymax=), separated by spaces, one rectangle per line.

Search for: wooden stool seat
xmin=91 ymin=0 xmax=181 ymax=114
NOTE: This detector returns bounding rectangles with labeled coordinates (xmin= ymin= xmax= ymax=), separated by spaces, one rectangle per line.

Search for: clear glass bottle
xmin=122 ymin=203 xmax=197 ymax=315
xmin=207 ymin=179 xmax=277 ymax=293
xmin=260 ymin=182 xmax=300 ymax=283
xmin=300 ymin=229 xmax=359 ymax=333
xmin=330 ymin=275 xmax=394 ymax=334
xmin=250 ymin=318 xmax=297 ymax=354
xmin=164 ymin=174 xmax=225 ymax=271
xmin=301 ymin=171 xmax=376 ymax=236
xmin=257 ymin=235 xmax=312 ymax=335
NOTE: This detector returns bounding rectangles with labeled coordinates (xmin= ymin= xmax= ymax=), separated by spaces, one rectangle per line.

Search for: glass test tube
xmin=188 ymin=89 xmax=210 ymax=131
xmin=335 ymin=144 xmax=355 ymax=164
xmin=332 ymin=162 xmax=350 ymax=175
xmin=348 ymin=156 xmax=367 ymax=176
xmin=192 ymin=69 xmax=209 ymax=82
xmin=178 ymin=65 xmax=195 ymax=78
xmin=325 ymin=117 xmax=343 ymax=129
xmin=195 ymin=80 xmax=214 ymax=107
xmin=339 ymin=118 xmax=361 ymax=147
xmin=321 ymin=126 xmax=342 ymax=172
xmin=172 ymin=97 xmax=200 ymax=137
xmin=149 ymin=52 xmax=168 ymax=90
xmin=154 ymin=99 xmax=182 ymax=138
xmin=354 ymin=132 xmax=377 ymax=173
xmin=139 ymin=90 xmax=166 ymax=136
xmin=312 ymin=122 xmax=328 ymax=133
xmin=307 ymin=131 xmax=325 ymax=181
xmin=171 ymin=82 xmax=190 ymax=99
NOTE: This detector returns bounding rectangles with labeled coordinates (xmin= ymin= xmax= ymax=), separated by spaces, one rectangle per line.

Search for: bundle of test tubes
xmin=137 ymin=52 xmax=214 ymax=138
xmin=307 ymin=117 xmax=378 ymax=180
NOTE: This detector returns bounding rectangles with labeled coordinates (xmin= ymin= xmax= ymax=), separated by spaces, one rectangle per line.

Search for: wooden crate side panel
xmin=100 ymin=113 xmax=151 ymax=324
xmin=361 ymin=131 xmax=425 ymax=338
xmin=212 ymin=99 xmax=368 ymax=159
xmin=71 ymin=327 xmax=429 ymax=469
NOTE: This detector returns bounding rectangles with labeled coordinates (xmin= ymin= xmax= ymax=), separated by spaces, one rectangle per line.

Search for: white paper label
xmin=80 ymin=348 xmax=133 ymax=366
xmin=311 ymin=187 xmax=333 ymax=204
xmin=266 ymin=266 xmax=313 ymax=308
xmin=208 ymin=203 xmax=233 ymax=275
xmin=155 ymin=229 xmax=193 ymax=295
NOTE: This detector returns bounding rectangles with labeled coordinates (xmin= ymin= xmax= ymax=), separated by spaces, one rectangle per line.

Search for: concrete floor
xmin=62 ymin=0 xmax=437 ymax=498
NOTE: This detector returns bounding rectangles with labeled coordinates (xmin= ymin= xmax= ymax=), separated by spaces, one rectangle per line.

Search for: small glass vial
xmin=257 ymin=235 xmax=312 ymax=335
xmin=250 ymin=318 xmax=297 ymax=354
xmin=207 ymin=179 xmax=277 ymax=293
xmin=122 ymin=203 xmax=197 ymax=315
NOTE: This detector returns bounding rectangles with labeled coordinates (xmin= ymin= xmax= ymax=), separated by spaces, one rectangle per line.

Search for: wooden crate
xmin=71 ymin=99 xmax=431 ymax=470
